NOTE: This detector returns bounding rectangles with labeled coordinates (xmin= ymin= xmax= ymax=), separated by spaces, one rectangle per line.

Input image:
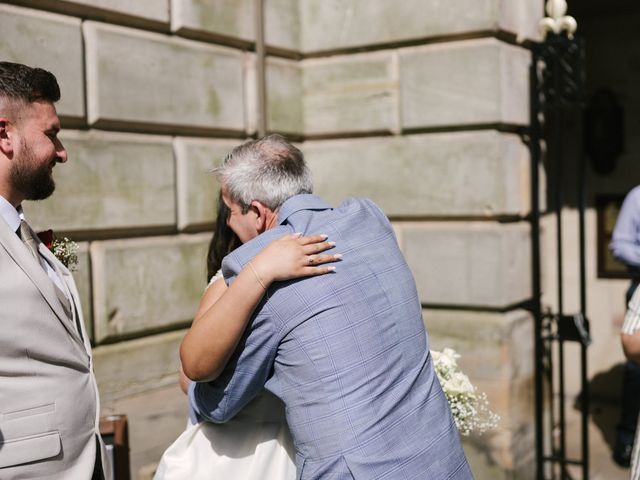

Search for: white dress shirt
xmin=0 ymin=194 xmax=71 ymax=302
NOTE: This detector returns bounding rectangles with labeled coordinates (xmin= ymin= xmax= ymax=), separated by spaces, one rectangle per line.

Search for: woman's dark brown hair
xmin=206 ymin=192 xmax=241 ymax=282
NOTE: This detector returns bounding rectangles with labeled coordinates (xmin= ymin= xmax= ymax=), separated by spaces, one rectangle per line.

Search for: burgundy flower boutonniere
xmin=38 ymin=230 xmax=79 ymax=271
xmin=37 ymin=229 xmax=54 ymax=250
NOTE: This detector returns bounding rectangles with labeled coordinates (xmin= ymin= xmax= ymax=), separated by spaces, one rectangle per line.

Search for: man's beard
xmin=10 ymin=141 xmax=56 ymax=201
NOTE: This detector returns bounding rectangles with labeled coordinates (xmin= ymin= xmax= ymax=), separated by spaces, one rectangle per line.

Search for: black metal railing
xmin=529 ymin=32 xmax=589 ymax=480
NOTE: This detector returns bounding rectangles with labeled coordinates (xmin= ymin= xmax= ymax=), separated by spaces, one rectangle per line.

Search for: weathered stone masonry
xmin=0 ymin=1 xmax=541 ymax=477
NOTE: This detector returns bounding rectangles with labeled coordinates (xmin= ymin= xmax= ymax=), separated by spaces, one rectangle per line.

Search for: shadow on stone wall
xmin=574 ymin=362 xmax=625 ymax=451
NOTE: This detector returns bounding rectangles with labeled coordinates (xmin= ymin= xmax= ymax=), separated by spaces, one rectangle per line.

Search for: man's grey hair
xmin=215 ymin=134 xmax=313 ymax=212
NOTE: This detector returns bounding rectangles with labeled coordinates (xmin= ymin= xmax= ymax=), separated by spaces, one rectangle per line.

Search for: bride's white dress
xmin=154 ymin=273 xmax=296 ymax=480
xmin=154 ymin=392 xmax=295 ymax=480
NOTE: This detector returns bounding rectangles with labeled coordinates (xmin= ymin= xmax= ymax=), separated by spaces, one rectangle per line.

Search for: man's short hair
xmin=215 ymin=134 xmax=313 ymax=212
xmin=0 ymin=62 xmax=60 ymax=105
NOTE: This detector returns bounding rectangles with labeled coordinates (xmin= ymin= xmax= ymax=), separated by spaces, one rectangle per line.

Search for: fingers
xmin=306 ymin=265 xmax=337 ymax=275
xmin=298 ymin=238 xmax=334 ymax=256
xmin=295 ymin=233 xmax=329 ymax=246
xmin=283 ymin=232 xmax=336 ymax=253
xmin=306 ymin=241 xmax=335 ymax=255
xmin=303 ymin=255 xmax=339 ymax=275
xmin=279 ymin=233 xmax=333 ymax=250
xmin=297 ymin=234 xmax=339 ymax=265
xmin=306 ymin=253 xmax=342 ymax=266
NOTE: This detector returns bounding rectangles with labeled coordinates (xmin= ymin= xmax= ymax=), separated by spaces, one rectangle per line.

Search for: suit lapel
xmin=0 ymin=218 xmax=83 ymax=344
xmin=39 ymin=242 xmax=90 ymax=349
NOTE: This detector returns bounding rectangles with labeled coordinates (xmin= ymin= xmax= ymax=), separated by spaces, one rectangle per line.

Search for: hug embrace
xmin=0 ymin=62 xmax=471 ymax=480
xmin=157 ymin=135 xmax=473 ymax=479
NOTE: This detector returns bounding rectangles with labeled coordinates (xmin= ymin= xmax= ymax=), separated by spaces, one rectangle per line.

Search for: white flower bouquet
xmin=431 ymin=348 xmax=499 ymax=436
xmin=52 ymin=237 xmax=79 ymax=270
xmin=37 ymin=230 xmax=79 ymax=270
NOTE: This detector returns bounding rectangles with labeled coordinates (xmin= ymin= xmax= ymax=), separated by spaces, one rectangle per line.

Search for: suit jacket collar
xmin=0 ymin=214 xmax=84 ymax=346
xmin=277 ymin=194 xmax=332 ymax=225
xmin=222 ymin=195 xmax=332 ymax=283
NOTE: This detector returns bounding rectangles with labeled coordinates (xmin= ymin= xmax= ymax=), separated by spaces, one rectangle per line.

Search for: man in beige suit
xmin=0 ymin=62 xmax=110 ymax=479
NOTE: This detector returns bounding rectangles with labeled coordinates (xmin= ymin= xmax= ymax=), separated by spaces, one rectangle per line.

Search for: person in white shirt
xmin=0 ymin=61 xmax=110 ymax=480
xmin=610 ymin=186 xmax=640 ymax=467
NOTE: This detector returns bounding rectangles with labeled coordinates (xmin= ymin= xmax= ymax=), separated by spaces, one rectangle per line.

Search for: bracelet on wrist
xmin=248 ymin=261 xmax=268 ymax=291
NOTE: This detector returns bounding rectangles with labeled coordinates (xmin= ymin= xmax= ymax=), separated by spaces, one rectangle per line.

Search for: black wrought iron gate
xmin=528 ymin=30 xmax=591 ymax=480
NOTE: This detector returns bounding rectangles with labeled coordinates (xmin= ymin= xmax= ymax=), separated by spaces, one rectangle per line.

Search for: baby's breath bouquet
xmin=431 ymin=348 xmax=499 ymax=436
xmin=38 ymin=230 xmax=79 ymax=270
xmin=52 ymin=237 xmax=79 ymax=270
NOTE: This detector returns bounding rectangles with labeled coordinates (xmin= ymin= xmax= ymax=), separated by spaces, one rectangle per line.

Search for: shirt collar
xmin=0 ymin=195 xmax=24 ymax=233
xmin=276 ymin=194 xmax=332 ymax=225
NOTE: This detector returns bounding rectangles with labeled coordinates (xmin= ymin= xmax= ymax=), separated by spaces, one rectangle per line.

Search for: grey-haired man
xmin=189 ymin=135 xmax=472 ymax=479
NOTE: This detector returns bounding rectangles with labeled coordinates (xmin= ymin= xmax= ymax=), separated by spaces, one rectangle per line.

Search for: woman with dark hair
xmin=205 ymin=193 xmax=241 ymax=283
xmin=156 ymin=193 xmax=339 ymax=480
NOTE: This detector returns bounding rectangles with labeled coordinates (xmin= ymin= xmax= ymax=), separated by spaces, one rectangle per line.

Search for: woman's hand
xmin=181 ymin=234 xmax=340 ymax=383
xmin=251 ymin=233 xmax=341 ymax=285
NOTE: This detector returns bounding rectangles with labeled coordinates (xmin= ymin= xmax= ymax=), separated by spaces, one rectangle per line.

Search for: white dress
xmin=154 ymin=274 xmax=296 ymax=480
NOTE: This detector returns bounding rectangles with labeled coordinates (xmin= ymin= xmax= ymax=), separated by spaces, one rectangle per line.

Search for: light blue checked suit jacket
xmin=190 ymin=195 xmax=472 ymax=479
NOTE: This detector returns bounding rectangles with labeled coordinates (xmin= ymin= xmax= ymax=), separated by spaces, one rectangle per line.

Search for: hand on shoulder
xmin=251 ymin=233 xmax=341 ymax=285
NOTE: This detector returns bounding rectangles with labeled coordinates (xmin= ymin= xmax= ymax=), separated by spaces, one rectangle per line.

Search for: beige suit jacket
xmin=0 ymin=217 xmax=111 ymax=479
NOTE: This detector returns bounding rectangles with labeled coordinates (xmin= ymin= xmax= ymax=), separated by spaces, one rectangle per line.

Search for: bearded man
xmin=0 ymin=62 xmax=110 ymax=479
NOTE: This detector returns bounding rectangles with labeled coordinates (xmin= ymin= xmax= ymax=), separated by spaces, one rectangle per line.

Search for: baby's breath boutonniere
xmin=37 ymin=229 xmax=79 ymax=270
xmin=431 ymin=348 xmax=499 ymax=436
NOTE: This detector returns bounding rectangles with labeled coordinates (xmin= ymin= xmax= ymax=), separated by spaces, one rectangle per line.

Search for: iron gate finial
xmin=539 ymin=0 xmax=578 ymax=39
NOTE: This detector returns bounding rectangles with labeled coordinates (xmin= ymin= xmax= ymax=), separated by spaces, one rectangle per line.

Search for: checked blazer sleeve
xmin=189 ymin=194 xmax=471 ymax=478
xmin=188 ymin=227 xmax=290 ymax=423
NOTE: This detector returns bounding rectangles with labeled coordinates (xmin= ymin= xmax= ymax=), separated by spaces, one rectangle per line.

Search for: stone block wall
xmin=0 ymin=1 xmax=542 ymax=478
